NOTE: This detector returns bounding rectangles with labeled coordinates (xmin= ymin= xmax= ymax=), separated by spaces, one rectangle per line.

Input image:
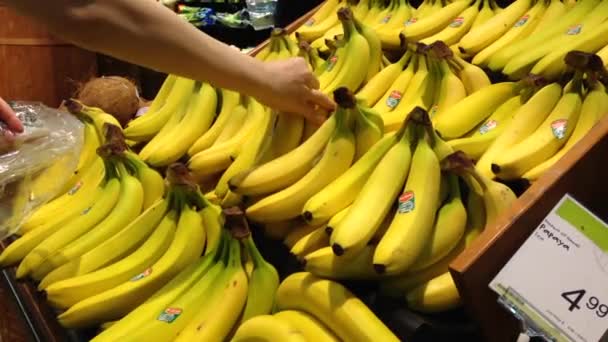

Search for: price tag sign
xmin=490 ymin=194 xmax=608 ymax=342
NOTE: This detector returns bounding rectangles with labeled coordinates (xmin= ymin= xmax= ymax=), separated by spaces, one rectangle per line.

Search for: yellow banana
xmin=530 ymin=0 xmax=567 ymax=36
xmin=232 ymin=314 xmax=307 ymax=342
xmin=476 ymin=82 xmax=563 ymax=179
xmin=329 ymin=112 xmax=416 ymax=256
xmin=373 ymin=124 xmax=441 ymax=275
xmin=275 ymin=272 xmax=400 ymax=342
xmin=492 ymin=89 xmax=583 ymax=179
xmin=303 ymin=244 xmax=377 ymax=280
xmin=45 ymin=209 xmax=176 ymax=309
xmin=32 ymin=167 xmax=144 ymax=283
xmin=472 ymin=0 xmax=547 ymax=67
xmin=523 ymin=87 xmax=608 ymax=181
xmin=229 ymin=115 xmax=336 ymax=196
xmin=291 ymin=226 xmax=330 ymax=258
xmin=269 ymin=113 xmax=305 ymax=159
xmin=403 ymin=0 xmax=471 ymax=41
xmin=40 ymin=198 xmax=169 ymax=289
xmin=459 ymin=0 xmax=533 ymax=54
xmin=420 ymin=0 xmax=480 ymax=46
xmin=57 ymin=203 xmax=205 ymax=328
xmin=274 ymin=310 xmax=340 ymax=342
xmin=124 ymin=152 xmax=165 ymax=210
xmin=245 ymin=105 xmax=355 ymax=223
xmin=124 ymin=77 xmax=196 ymax=142
xmin=452 ymin=55 xmax=492 ymax=95
xmin=470 ymin=0 xmax=494 ymax=30
xmin=240 ymin=235 xmax=279 ymax=322
xmin=188 ymin=89 xmax=240 ymax=155
xmin=406 ymin=272 xmax=461 ymax=313
xmin=372 ymin=54 xmax=417 ymax=114
xmin=356 ymin=50 xmax=411 ymax=107
xmin=284 ymin=222 xmax=322 ymax=249
xmin=435 ymin=82 xmax=515 ymax=139
xmin=447 ymin=95 xmax=521 ymax=160
xmin=302 ymin=133 xmax=396 ymax=226
xmin=145 ymin=74 xmax=178 ymax=115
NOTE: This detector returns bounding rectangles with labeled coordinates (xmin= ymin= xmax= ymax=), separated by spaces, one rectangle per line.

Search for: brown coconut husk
xmin=75 ymin=76 xmax=140 ymax=126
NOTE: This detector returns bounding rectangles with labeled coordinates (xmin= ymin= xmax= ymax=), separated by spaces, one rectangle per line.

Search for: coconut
xmin=76 ymin=76 xmax=140 ymax=126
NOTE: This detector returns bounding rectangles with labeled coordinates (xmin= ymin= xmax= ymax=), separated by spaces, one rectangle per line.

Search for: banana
xmin=18 ymin=157 xmax=105 ymax=233
xmin=353 ymin=105 xmax=384 ymax=159
xmin=188 ymin=89 xmax=240 ymax=156
xmin=173 ymin=239 xmax=248 ymax=342
xmin=32 ymin=166 xmax=144 ymax=282
xmin=420 ymin=0 xmax=480 ymax=46
xmin=121 ymin=236 xmax=231 ymax=342
xmin=263 ymin=220 xmax=296 ymax=240
xmin=296 ymin=4 xmax=341 ymax=42
xmin=353 ymin=15 xmax=383 ymax=81
xmin=459 ymin=0 xmax=532 ymax=55
xmin=275 ymin=272 xmax=400 ymax=342
xmin=40 ymin=198 xmax=169 ymax=289
xmin=200 ymin=201 xmax=222 ymax=253
xmin=471 ymin=0 xmax=547 ymax=67
xmin=240 ymin=235 xmax=279 ymax=322
xmin=446 ymin=95 xmax=521 ymax=160
xmin=302 ymin=133 xmax=396 ymax=226
xmin=316 ymin=26 xmax=351 ymax=90
xmin=409 ymin=174 xmax=466 ymax=272
xmin=596 ymin=44 xmax=608 ymax=66
xmin=145 ymin=82 xmax=218 ymax=166
xmin=329 ymin=112 xmax=416 ymax=256
xmin=269 ymin=113 xmax=305 ymax=159
xmin=476 ymin=82 xmax=563 ymax=179
xmin=451 ymin=55 xmax=491 ymax=95
xmin=213 ymin=105 xmax=249 ymax=145
xmin=404 ymin=0 xmax=471 ymax=41
xmin=146 ymin=74 xmax=178 ymax=115
xmin=45 ymin=209 xmax=176 ymax=309
xmin=215 ymin=102 xmax=275 ymax=199
xmin=274 ymin=310 xmax=340 ymax=342
xmin=232 ymin=314 xmax=307 ymax=342
xmin=57 ymin=201 xmax=206 ymax=328
xmin=470 ymin=0 xmax=494 ymax=30
xmin=356 ymin=50 xmax=411 ymax=107
xmin=187 ymin=104 xmax=262 ymax=179
xmin=532 ymin=20 xmax=608 ymax=80
xmin=125 ymin=152 xmax=165 ymax=210
xmin=487 ymin=0 xmax=599 ymax=71
xmin=373 ymin=124 xmax=441 ymax=275
xmin=435 ymin=82 xmax=515 ymax=139
xmin=530 ymin=0 xmax=567 ymax=36
xmin=245 ymin=104 xmax=355 ymax=223
xmin=375 ymin=0 xmax=413 ymax=48
xmin=431 ymin=54 xmax=467 ymax=122
xmin=326 ymin=204 xmax=352 ymax=233
xmin=406 ymin=272 xmax=461 ymax=313
xmin=284 ymin=222 xmax=322 ymax=249
xmin=14 ymin=177 xmax=121 ymax=281
xmin=61 ymin=120 xmax=101 ymax=194
xmin=499 ymin=0 xmax=608 ymax=77
xmin=382 ymin=54 xmax=433 ymax=131
xmin=0 ymin=160 xmax=106 ymax=267
xmin=138 ymin=84 xmax=195 ymax=161
xmin=322 ymin=8 xmax=371 ymax=94
xmin=379 ymin=198 xmax=484 ymax=296
xmin=228 ymin=116 xmax=336 ymax=196
xmin=291 ymin=226 xmax=330 ymax=258
xmin=492 ymin=89 xmax=583 ymax=179
xmin=523 ymin=88 xmax=608 ymax=181
xmin=91 ymin=236 xmax=224 ymax=342
xmin=124 ymin=77 xmax=196 ymax=142
xmin=372 ymin=54 xmax=417 ymax=114
xmin=303 ymin=244 xmax=377 ymax=280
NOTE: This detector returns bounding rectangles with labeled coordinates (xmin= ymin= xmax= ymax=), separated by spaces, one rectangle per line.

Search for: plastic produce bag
xmin=245 ymin=0 xmax=277 ymax=30
xmin=0 ymin=102 xmax=83 ymax=239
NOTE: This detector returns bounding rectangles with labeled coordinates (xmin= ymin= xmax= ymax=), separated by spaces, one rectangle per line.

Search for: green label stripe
xmin=556 ymin=198 xmax=608 ymax=252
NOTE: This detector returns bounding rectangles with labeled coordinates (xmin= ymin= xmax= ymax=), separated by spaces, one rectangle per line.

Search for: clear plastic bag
xmin=0 ymin=102 xmax=83 ymax=239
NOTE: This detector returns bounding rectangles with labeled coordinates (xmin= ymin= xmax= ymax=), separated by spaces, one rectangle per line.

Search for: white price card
xmin=490 ymin=194 xmax=608 ymax=342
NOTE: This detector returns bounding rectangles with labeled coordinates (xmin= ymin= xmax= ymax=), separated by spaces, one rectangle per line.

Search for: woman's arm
xmin=7 ymin=0 xmax=334 ymax=121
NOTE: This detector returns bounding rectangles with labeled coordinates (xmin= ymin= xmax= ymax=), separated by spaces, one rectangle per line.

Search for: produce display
xmin=1 ymin=0 xmax=608 ymax=340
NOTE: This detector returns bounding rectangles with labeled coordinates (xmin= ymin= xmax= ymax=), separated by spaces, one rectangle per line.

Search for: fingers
xmin=0 ymin=98 xmax=23 ymax=133
xmin=307 ymin=89 xmax=336 ymax=112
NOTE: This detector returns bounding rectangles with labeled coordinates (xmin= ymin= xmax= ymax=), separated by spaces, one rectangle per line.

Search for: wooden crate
xmin=449 ymin=115 xmax=608 ymax=342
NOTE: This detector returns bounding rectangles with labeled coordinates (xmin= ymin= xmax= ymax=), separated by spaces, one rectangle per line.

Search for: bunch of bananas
xmin=437 ymin=53 xmax=608 ymax=182
xmin=92 ymin=208 xmax=279 ymax=342
xmin=232 ymin=272 xmax=399 ymax=342
xmin=356 ymin=40 xmax=490 ymax=131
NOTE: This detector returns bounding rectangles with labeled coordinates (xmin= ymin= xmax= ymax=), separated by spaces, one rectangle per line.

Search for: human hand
xmin=0 ymin=97 xmax=24 ymax=144
xmin=255 ymin=57 xmax=336 ymax=124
